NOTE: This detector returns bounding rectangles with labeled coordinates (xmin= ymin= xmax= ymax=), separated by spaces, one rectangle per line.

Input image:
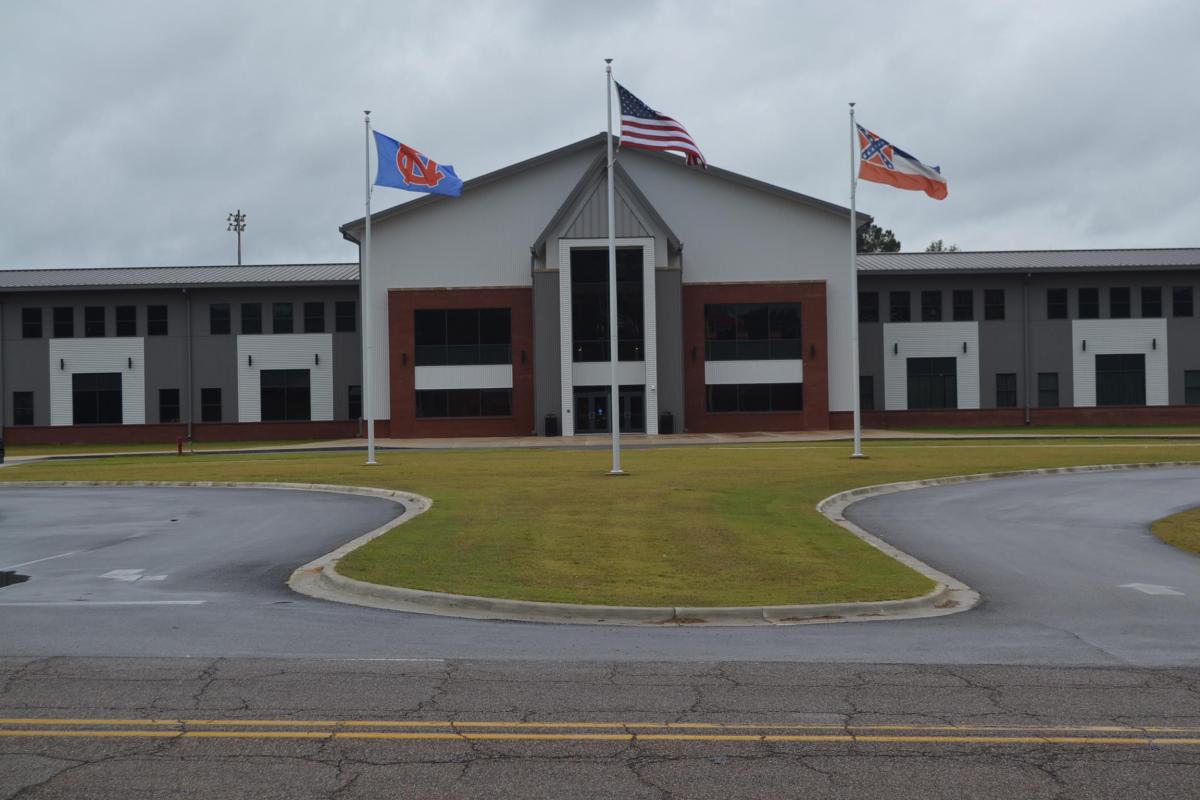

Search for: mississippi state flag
xmin=373 ymin=131 xmax=463 ymax=197
xmin=857 ymin=125 xmax=947 ymax=200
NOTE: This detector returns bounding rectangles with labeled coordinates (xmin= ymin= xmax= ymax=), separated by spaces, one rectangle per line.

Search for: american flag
xmin=615 ymin=82 xmax=706 ymax=167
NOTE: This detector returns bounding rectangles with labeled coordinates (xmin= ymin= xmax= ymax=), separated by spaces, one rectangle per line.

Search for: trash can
xmin=544 ymin=413 xmax=560 ymax=437
xmin=659 ymin=412 xmax=674 ymax=435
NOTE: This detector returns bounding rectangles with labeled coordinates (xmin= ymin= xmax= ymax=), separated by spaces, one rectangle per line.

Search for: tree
xmin=856 ymin=224 xmax=901 ymax=253
xmin=925 ymin=239 xmax=960 ymax=252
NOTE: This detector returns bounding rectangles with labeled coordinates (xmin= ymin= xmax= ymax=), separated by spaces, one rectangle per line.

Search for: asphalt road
xmin=3 ymin=475 xmax=1200 ymax=797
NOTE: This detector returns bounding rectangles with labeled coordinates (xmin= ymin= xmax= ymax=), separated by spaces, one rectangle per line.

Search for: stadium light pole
xmin=226 ymin=210 xmax=246 ymax=266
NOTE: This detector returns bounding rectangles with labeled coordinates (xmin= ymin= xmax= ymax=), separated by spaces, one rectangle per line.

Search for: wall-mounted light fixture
xmin=691 ymin=346 xmax=697 ymax=362
xmin=248 ymin=355 xmax=253 ymax=367
xmin=314 ymin=353 xmax=319 ymax=365
xmin=402 ymin=352 xmax=408 ymax=366
xmin=809 ymin=344 xmax=816 ymax=359
xmin=962 ymin=341 xmax=967 ymax=353
xmin=59 ymin=358 xmax=64 ymax=370
xmin=1081 ymin=339 xmax=1087 ymax=351
xmin=1153 ymin=338 xmax=1157 ymax=350
xmin=893 ymin=343 xmax=898 ymax=355
xmin=521 ymin=350 xmax=527 ymax=364
xmin=127 ymin=357 xmax=133 ymax=369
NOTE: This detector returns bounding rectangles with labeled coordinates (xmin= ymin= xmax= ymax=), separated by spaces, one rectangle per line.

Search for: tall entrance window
xmin=260 ymin=369 xmax=311 ymax=421
xmin=72 ymin=373 xmax=122 ymax=425
xmin=906 ymin=357 xmax=957 ymax=410
xmin=1096 ymin=354 xmax=1145 ymax=406
xmin=570 ymin=248 xmax=643 ymax=362
xmin=572 ymin=385 xmax=644 ymax=433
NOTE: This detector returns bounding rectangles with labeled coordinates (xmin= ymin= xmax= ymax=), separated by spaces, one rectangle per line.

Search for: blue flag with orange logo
xmin=373 ymin=131 xmax=463 ymax=197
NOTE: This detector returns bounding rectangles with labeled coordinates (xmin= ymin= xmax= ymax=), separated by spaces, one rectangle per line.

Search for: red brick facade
xmin=387 ymin=287 xmax=535 ymax=437
xmin=1 ymin=420 xmax=364 ymax=446
xmin=682 ymin=282 xmax=830 ymax=432
xmin=831 ymin=406 xmax=1200 ymax=429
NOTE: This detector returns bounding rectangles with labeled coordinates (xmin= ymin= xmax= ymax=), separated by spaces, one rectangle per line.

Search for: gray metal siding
xmin=563 ymin=184 xmax=650 ymax=239
xmin=532 ymin=270 xmax=562 ymax=431
xmin=655 ymin=269 xmax=684 ymax=427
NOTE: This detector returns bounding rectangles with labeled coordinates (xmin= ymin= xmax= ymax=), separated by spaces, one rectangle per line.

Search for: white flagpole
xmin=605 ymin=58 xmax=623 ymax=475
xmin=848 ymin=103 xmax=865 ymax=459
xmin=362 ymin=110 xmax=377 ymax=465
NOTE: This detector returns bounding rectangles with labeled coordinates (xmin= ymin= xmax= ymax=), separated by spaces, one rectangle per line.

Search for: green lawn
xmin=891 ymin=424 xmax=1200 ymax=436
xmin=1 ymin=439 xmax=1197 ymax=606
xmin=4 ymin=440 xmax=323 ymax=457
xmin=1152 ymin=507 xmax=1200 ymax=557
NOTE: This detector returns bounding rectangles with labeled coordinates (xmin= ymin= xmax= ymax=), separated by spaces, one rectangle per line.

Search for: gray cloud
xmin=1 ymin=0 xmax=1196 ymax=268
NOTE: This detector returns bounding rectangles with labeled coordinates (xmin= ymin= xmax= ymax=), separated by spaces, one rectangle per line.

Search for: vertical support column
xmin=642 ymin=242 xmax=659 ymax=435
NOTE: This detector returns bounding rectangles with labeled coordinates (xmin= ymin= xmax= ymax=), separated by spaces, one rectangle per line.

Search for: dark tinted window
xmin=889 ymin=291 xmax=910 ymax=322
xmin=272 ymin=303 xmax=294 ymax=334
xmin=348 ymin=385 xmax=362 ymax=420
xmin=921 ymin=291 xmax=942 ymax=322
xmin=704 ymin=304 xmax=802 ymax=360
xmin=952 ymin=290 xmax=973 ymax=321
xmin=1038 ymin=372 xmax=1059 ymax=408
xmin=1173 ymin=287 xmax=1193 ymax=317
xmin=907 ymin=357 xmax=957 ymax=409
xmin=414 ymin=308 xmax=512 ymax=366
xmin=210 ymin=304 xmax=231 ymax=335
xmin=984 ymin=289 xmax=1005 ymax=320
xmin=147 ymin=305 xmax=168 ymax=336
xmin=860 ymin=376 xmax=874 ymax=411
xmin=84 ymin=306 xmax=105 ymax=337
xmin=1109 ymin=287 xmax=1131 ymax=319
xmin=335 ymin=301 xmax=356 ymax=332
xmin=1047 ymin=289 xmax=1068 ymax=319
xmin=242 ymin=303 xmax=263 ymax=334
xmin=303 ymin=302 xmax=325 ymax=333
xmin=858 ymin=292 xmax=879 ymax=323
xmin=1096 ymin=354 xmax=1144 ymax=406
xmin=72 ymin=372 xmax=122 ymax=424
xmin=1186 ymin=372 xmax=1200 ymax=405
xmin=996 ymin=373 xmax=1017 ymax=407
xmin=53 ymin=307 xmax=74 ymax=338
xmin=1079 ymin=288 xmax=1100 ymax=319
xmin=21 ymin=308 xmax=42 ymax=338
xmin=704 ymin=383 xmax=802 ymax=413
xmin=115 ymin=305 xmax=137 ymax=336
xmin=415 ymin=389 xmax=512 ymax=418
xmin=158 ymin=388 xmax=180 ymax=423
xmin=260 ymin=369 xmax=309 ymax=420
xmin=201 ymin=387 xmax=222 ymax=422
xmin=13 ymin=392 xmax=33 ymax=426
xmin=1141 ymin=287 xmax=1162 ymax=318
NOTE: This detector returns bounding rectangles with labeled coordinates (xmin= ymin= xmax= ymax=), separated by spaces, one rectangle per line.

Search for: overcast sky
xmin=2 ymin=0 xmax=1197 ymax=269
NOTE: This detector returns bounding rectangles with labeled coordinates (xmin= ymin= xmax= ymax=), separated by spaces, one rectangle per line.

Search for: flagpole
xmin=848 ymin=103 xmax=865 ymax=459
xmin=605 ymin=58 xmax=623 ymax=475
xmin=362 ymin=110 xmax=377 ymax=465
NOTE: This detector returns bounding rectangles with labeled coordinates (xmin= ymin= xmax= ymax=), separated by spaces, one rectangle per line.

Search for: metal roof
xmin=857 ymin=248 xmax=1200 ymax=274
xmin=0 ymin=262 xmax=359 ymax=291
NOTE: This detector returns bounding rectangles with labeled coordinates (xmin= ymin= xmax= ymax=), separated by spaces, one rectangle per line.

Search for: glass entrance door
xmin=573 ymin=386 xmax=645 ymax=434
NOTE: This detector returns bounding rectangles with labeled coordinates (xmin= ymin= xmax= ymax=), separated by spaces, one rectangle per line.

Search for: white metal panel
xmin=705 ymin=359 xmax=804 ymax=385
xmin=415 ymin=364 xmax=513 ymax=390
xmin=558 ymin=242 xmax=575 ymax=436
xmin=1071 ymin=319 xmax=1167 ymax=407
xmin=641 ymin=242 xmax=659 ymax=435
xmin=882 ymin=322 xmax=980 ymax=411
xmin=236 ymin=334 xmax=334 ymax=422
xmin=48 ymin=338 xmax=146 ymax=426
xmin=572 ymin=361 xmax=647 ymax=386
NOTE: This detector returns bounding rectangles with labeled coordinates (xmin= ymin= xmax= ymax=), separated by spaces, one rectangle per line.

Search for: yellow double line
xmin=2 ymin=718 xmax=1200 ymax=746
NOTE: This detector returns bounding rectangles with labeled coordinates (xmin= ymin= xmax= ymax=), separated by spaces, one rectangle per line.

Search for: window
xmin=569 ymin=248 xmax=644 ymax=361
xmin=240 ymin=303 xmax=261 ymax=335
xmin=860 ymin=376 xmax=874 ymax=411
xmin=147 ymin=305 xmax=168 ymax=336
xmin=906 ymin=357 xmax=957 ymax=410
xmin=952 ymin=290 xmax=974 ymax=321
xmin=201 ymin=388 xmax=222 ymax=422
xmin=84 ymin=306 xmax=105 ymax=337
xmin=335 ymin=301 xmax=357 ymax=332
xmin=858 ymin=292 xmax=879 ymax=323
xmin=996 ymin=373 xmax=1017 ymax=408
xmin=115 ymin=305 xmax=137 ymax=336
xmin=705 ymin=383 xmax=803 ymax=413
xmin=53 ymin=307 xmax=74 ymax=338
xmin=13 ymin=392 xmax=33 ymax=426
xmin=303 ymin=301 xmax=325 ymax=333
xmin=209 ymin=304 xmax=231 ymax=335
xmin=158 ymin=388 xmax=180 ymax=423
xmin=1079 ymin=288 xmax=1100 ymax=319
xmin=704 ymin=303 xmax=801 ymax=361
xmin=889 ymin=291 xmax=911 ymax=322
xmin=72 ymin=372 xmax=122 ymax=425
xmin=1109 ymin=287 xmax=1131 ymax=319
xmin=272 ymin=302 xmax=294 ymax=334
xmin=348 ymin=385 xmax=362 ymax=420
xmin=260 ymin=369 xmax=310 ymax=421
xmin=1141 ymin=287 xmax=1162 ymax=318
xmin=415 ymin=308 xmax=512 ymax=366
xmin=1186 ymin=372 xmax=1200 ymax=405
xmin=1047 ymin=289 xmax=1068 ymax=320
xmin=1096 ymin=354 xmax=1145 ymax=406
xmin=415 ymin=388 xmax=512 ymax=418
xmin=1038 ymin=372 xmax=1059 ymax=408
xmin=1173 ymin=287 xmax=1194 ymax=317
xmin=921 ymin=290 xmax=942 ymax=322
xmin=21 ymin=308 xmax=42 ymax=339
xmin=984 ymin=289 xmax=1005 ymax=320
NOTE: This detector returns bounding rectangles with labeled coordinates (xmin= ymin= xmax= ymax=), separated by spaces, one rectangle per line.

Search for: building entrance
xmin=573 ymin=385 xmax=645 ymax=434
